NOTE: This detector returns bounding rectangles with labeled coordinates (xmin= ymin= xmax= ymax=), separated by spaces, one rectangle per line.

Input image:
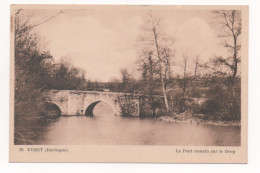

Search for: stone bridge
xmin=43 ymin=90 xmax=143 ymax=117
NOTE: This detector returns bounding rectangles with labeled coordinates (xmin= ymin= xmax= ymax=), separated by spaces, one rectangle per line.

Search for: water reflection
xmin=38 ymin=102 xmax=240 ymax=146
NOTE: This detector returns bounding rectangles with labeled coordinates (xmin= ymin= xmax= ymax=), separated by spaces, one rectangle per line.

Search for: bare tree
xmin=194 ymin=55 xmax=200 ymax=78
xmin=213 ymin=10 xmax=241 ymax=93
xmin=182 ymin=51 xmax=189 ymax=93
xmin=138 ymin=13 xmax=174 ymax=111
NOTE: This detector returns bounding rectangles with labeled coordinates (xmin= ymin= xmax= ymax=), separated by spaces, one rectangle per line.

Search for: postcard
xmin=10 ymin=5 xmax=248 ymax=163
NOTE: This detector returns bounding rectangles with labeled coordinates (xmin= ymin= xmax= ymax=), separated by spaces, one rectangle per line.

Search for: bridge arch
xmin=47 ymin=90 xmax=140 ymax=116
xmin=84 ymin=99 xmax=117 ymax=116
xmin=39 ymin=102 xmax=61 ymax=117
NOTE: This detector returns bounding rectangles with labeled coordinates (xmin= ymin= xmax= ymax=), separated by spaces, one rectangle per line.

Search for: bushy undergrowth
xmin=167 ymin=82 xmax=241 ymax=121
xmin=139 ymin=97 xmax=166 ymax=117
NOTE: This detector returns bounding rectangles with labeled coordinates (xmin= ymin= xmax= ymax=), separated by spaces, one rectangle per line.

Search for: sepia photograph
xmin=9 ymin=5 xmax=248 ymax=163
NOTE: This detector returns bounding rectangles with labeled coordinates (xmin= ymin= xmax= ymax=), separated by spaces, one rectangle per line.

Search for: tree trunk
xmin=148 ymin=54 xmax=154 ymax=96
xmin=153 ymin=27 xmax=170 ymax=111
xmin=194 ymin=58 xmax=198 ymax=78
xmin=162 ymin=80 xmax=169 ymax=110
xmin=183 ymin=60 xmax=187 ymax=94
xmin=232 ymin=35 xmax=238 ymax=99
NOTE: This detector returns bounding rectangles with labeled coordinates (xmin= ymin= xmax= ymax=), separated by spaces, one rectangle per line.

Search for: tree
xmin=182 ymin=51 xmax=189 ymax=94
xmin=14 ymin=10 xmax=56 ymax=117
xmin=120 ymin=68 xmax=131 ymax=84
xmin=51 ymin=57 xmax=88 ymax=90
xmin=195 ymin=10 xmax=242 ymax=121
xmin=137 ymin=13 xmax=174 ymax=111
xmin=119 ymin=68 xmax=135 ymax=93
xmin=194 ymin=55 xmax=200 ymax=78
xmin=13 ymin=9 xmax=91 ymax=144
xmin=213 ymin=10 xmax=241 ymax=96
xmin=137 ymin=50 xmax=157 ymax=95
xmin=14 ymin=9 xmax=67 ymax=115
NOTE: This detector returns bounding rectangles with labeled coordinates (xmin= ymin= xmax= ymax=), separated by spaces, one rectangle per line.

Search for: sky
xmin=25 ymin=6 xmax=228 ymax=82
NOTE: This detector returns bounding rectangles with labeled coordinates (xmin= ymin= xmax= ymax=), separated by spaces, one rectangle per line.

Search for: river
xmin=39 ymin=102 xmax=240 ymax=146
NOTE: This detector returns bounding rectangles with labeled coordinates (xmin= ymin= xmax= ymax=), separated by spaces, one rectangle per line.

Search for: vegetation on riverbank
xmin=116 ymin=10 xmax=241 ymax=122
xmin=157 ymin=111 xmax=241 ymax=127
xmin=13 ymin=9 xmax=242 ymax=144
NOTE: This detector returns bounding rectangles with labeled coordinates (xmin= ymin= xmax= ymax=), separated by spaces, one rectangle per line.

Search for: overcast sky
xmin=26 ymin=6 xmax=227 ymax=82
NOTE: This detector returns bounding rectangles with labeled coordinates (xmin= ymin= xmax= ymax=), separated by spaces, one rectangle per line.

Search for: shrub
xmin=169 ymin=94 xmax=186 ymax=113
xmin=185 ymin=87 xmax=204 ymax=98
xmin=139 ymin=97 xmax=166 ymax=117
xmin=118 ymin=95 xmax=139 ymax=117
xmin=200 ymin=99 xmax=223 ymax=114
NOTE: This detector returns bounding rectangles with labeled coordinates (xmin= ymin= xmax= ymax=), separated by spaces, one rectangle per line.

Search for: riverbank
xmin=157 ymin=111 xmax=241 ymax=127
xmin=14 ymin=116 xmax=58 ymax=145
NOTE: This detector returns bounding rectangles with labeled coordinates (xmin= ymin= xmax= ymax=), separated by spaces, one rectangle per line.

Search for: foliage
xmin=14 ymin=10 xmax=92 ymax=144
xmin=200 ymin=99 xmax=223 ymax=114
xmin=139 ymin=96 xmax=166 ymax=117
xmin=185 ymin=87 xmax=205 ymax=98
xmin=118 ymin=95 xmax=139 ymax=117
xmin=14 ymin=10 xmax=89 ymax=118
xmin=14 ymin=9 xmax=243 ymax=127
xmin=169 ymin=94 xmax=198 ymax=113
xmin=199 ymin=81 xmax=241 ymax=120
xmin=117 ymin=68 xmax=137 ymax=93
xmin=15 ymin=10 xmax=54 ymax=117
xmin=49 ymin=58 xmax=87 ymax=90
